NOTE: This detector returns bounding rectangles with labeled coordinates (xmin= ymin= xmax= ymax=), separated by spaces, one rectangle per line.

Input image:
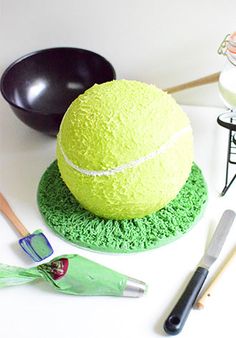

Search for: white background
xmin=1 ymin=104 xmax=236 ymax=338
xmin=1 ymin=0 xmax=236 ymax=106
xmin=1 ymin=1 xmax=236 ymax=338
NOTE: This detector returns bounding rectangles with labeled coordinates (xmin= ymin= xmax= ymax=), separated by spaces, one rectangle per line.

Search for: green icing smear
xmin=30 ymin=230 xmax=52 ymax=258
xmin=37 ymin=161 xmax=208 ymax=253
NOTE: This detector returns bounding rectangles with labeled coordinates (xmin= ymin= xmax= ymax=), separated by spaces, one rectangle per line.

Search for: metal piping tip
xmin=123 ymin=277 xmax=147 ymax=297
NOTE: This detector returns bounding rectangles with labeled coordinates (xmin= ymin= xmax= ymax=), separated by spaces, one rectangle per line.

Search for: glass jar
xmin=218 ymin=32 xmax=236 ymax=108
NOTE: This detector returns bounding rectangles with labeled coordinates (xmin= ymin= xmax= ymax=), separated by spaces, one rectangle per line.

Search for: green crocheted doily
xmin=37 ymin=161 xmax=207 ymax=253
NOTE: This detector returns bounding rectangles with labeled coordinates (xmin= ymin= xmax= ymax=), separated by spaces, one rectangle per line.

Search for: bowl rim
xmin=0 ymin=47 xmax=116 ymax=115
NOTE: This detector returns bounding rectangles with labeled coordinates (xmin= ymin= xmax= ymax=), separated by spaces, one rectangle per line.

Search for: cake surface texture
xmin=57 ymin=80 xmax=193 ymax=219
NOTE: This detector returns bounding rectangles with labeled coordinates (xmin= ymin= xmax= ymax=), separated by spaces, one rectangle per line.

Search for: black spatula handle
xmin=164 ymin=266 xmax=209 ymax=335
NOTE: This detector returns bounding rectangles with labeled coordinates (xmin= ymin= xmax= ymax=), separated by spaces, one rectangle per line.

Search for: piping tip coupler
xmin=123 ymin=277 xmax=147 ymax=297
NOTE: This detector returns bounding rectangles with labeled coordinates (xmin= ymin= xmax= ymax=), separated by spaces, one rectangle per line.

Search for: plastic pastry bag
xmin=0 ymin=254 xmax=147 ymax=297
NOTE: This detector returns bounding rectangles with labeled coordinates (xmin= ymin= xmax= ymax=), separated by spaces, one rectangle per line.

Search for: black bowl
xmin=0 ymin=48 xmax=116 ymax=135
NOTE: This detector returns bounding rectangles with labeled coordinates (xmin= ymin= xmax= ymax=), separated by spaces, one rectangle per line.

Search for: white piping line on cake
xmin=58 ymin=126 xmax=192 ymax=177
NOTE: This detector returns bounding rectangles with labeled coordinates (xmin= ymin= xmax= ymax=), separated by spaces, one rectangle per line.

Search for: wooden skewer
xmin=0 ymin=192 xmax=30 ymax=238
xmin=196 ymin=247 xmax=236 ymax=310
xmin=164 ymin=72 xmax=220 ymax=94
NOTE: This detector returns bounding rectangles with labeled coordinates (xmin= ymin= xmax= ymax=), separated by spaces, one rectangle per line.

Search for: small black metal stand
xmin=217 ymin=110 xmax=236 ymax=196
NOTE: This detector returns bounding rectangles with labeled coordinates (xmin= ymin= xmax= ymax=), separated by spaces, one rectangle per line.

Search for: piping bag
xmin=0 ymin=254 xmax=147 ymax=297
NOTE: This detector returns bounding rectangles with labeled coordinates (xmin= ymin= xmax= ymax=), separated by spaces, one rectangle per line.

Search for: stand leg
xmin=221 ymin=128 xmax=235 ymax=196
xmin=221 ymin=173 xmax=236 ymax=196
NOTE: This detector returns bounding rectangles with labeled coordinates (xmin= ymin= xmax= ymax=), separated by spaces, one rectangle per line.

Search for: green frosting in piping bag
xmin=0 ymin=254 xmax=146 ymax=297
xmin=38 ymin=254 xmax=128 ymax=296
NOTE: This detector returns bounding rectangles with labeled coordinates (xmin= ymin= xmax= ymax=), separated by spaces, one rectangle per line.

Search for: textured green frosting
xmin=57 ymin=80 xmax=193 ymax=219
xmin=37 ymin=161 xmax=207 ymax=253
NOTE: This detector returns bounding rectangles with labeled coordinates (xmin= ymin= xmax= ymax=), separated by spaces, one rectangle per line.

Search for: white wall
xmin=1 ymin=0 xmax=236 ymax=107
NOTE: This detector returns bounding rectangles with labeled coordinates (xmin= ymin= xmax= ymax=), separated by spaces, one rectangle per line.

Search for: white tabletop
xmin=0 ymin=101 xmax=236 ymax=338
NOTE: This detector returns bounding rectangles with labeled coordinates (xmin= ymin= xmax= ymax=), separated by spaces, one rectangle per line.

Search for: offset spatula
xmin=164 ymin=209 xmax=236 ymax=335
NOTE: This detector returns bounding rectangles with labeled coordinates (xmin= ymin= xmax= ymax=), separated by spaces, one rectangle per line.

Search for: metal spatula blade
xmin=201 ymin=210 xmax=236 ymax=269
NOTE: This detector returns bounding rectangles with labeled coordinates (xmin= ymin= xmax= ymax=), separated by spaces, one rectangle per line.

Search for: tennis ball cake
xmin=57 ymin=80 xmax=193 ymax=220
